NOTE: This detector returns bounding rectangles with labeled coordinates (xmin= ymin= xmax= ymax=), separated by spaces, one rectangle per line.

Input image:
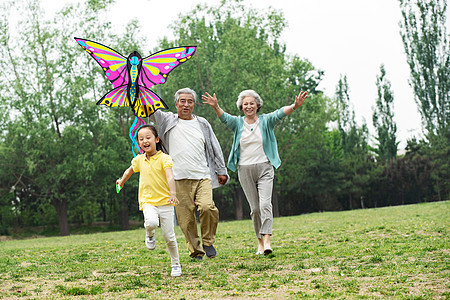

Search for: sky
xmin=40 ymin=0 xmax=434 ymax=148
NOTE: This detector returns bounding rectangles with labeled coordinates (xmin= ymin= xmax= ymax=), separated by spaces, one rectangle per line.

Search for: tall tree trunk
xmin=100 ymin=198 xmax=106 ymax=222
xmin=436 ymin=180 xmax=441 ymax=201
xmin=233 ymin=187 xmax=244 ymax=220
xmin=120 ymin=190 xmax=129 ymax=230
xmin=348 ymin=193 xmax=353 ymax=210
xmin=52 ymin=198 xmax=70 ymax=236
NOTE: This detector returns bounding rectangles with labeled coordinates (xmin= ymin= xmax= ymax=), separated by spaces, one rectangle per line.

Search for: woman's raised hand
xmin=294 ymin=91 xmax=308 ymax=109
xmin=202 ymin=92 xmax=219 ymax=108
xmin=202 ymin=92 xmax=224 ymax=117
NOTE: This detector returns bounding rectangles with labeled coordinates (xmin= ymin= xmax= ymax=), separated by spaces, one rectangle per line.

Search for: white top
xmin=238 ymin=119 xmax=268 ymax=166
xmin=168 ymin=117 xmax=211 ymax=180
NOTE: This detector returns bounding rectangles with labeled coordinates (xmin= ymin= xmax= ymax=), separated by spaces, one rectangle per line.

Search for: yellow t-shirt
xmin=131 ymin=151 xmax=173 ymax=210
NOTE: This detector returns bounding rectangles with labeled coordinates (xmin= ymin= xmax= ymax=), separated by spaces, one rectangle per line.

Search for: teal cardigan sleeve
xmin=259 ymin=108 xmax=287 ymax=169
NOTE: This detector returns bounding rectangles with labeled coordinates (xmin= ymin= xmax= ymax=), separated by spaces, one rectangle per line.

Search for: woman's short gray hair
xmin=236 ymin=89 xmax=263 ymax=111
xmin=174 ymin=87 xmax=197 ymax=103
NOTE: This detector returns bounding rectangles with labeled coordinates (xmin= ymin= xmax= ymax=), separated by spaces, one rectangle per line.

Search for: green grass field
xmin=0 ymin=201 xmax=448 ymax=299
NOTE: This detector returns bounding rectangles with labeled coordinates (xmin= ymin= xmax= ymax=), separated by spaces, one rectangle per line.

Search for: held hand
xmin=116 ymin=179 xmax=124 ymax=188
xmin=218 ymin=175 xmax=228 ymax=185
xmin=293 ymin=91 xmax=308 ymax=110
xmin=201 ymin=92 xmax=219 ymax=108
xmin=116 ymin=179 xmax=123 ymax=193
xmin=168 ymin=196 xmax=179 ymax=206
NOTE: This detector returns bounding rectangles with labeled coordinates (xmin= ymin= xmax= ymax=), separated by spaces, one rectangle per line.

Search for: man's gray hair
xmin=174 ymin=87 xmax=197 ymax=103
xmin=236 ymin=89 xmax=263 ymax=111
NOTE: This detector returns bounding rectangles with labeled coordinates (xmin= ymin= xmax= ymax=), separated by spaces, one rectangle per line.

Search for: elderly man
xmin=150 ymin=87 xmax=228 ymax=260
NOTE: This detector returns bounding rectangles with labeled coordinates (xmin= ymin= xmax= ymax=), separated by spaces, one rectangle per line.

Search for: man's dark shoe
xmin=203 ymin=244 xmax=217 ymax=258
xmin=191 ymin=255 xmax=203 ymax=261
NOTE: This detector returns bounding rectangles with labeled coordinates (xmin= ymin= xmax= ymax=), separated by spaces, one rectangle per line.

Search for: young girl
xmin=117 ymin=125 xmax=181 ymax=277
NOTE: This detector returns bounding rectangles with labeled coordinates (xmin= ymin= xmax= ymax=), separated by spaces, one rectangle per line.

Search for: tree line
xmin=0 ymin=0 xmax=448 ymax=236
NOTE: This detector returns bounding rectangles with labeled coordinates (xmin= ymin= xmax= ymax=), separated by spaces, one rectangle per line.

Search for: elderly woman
xmin=202 ymin=89 xmax=308 ymax=255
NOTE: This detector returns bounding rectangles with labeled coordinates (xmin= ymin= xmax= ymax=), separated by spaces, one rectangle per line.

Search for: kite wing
xmin=75 ymin=37 xmax=129 ymax=88
xmin=138 ymin=46 xmax=196 ymax=87
xmin=133 ymin=86 xmax=169 ymax=118
xmin=97 ymin=85 xmax=130 ymax=108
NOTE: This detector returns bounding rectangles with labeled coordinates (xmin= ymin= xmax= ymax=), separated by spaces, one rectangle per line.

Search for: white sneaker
xmin=171 ymin=265 xmax=182 ymax=277
xmin=145 ymin=233 xmax=156 ymax=250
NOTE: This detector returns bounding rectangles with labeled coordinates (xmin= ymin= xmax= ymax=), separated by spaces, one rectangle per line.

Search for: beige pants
xmin=238 ymin=162 xmax=274 ymax=239
xmin=175 ymin=179 xmax=219 ymax=257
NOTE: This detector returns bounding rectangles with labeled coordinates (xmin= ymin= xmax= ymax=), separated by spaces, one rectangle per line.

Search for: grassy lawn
xmin=0 ymin=201 xmax=448 ymax=299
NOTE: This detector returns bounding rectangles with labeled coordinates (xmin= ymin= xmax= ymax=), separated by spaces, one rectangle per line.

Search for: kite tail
xmin=129 ymin=116 xmax=145 ymax=157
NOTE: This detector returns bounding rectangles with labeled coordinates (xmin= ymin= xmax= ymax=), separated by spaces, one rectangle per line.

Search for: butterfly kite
xmin=75 ymin=37 xmax=196 ymax=156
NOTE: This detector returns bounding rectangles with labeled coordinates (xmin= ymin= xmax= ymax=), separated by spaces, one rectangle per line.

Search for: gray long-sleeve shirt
xmin=150 ymin=110 xmax=229 ymax=189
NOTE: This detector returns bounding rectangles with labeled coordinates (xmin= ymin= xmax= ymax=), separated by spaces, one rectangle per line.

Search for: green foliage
xmin=376 ymin=133 xmax=449 ymax=206
xmin=334 ymin=75 xmax=375 ymax=209
xmin=372 ymin=64 xmax=399 ymax=163
xmin=380 ymin=138 xmax=434 ymax=205
xmin=0 ymin=0 xmax=141 ymax=235
xmin=399 ymin=0 xmax=449 ymax=136
xmin=393 ymin=0 xmax=450 ymax=203
xmin=397 ymin=0 xmax=450 ymax=204
xmin=0 ymin=0 xmax=446 ymax=235
xmin=413 ymin=134 xmax=450 ymax=202
xmin=276 ymin=95 xmax=342 ymax=213
xmin=0 ymin=191 xmax=15 ymax=235
xmin=426 ymin=133 xmax=450 ymax=201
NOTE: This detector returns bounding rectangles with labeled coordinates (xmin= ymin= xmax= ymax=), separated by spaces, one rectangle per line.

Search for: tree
xmin=276 ymin=99 xmax=344 ymax=214
xmin=372 ymin=64 xmax=399 ymax=163
xmin=385 ymin=139 xmax=434 ymax=205
xmin=399 ymin=0 xmax=449 ymax=136
xmin=335 ymin=75 xmax=374 ymax=209
xmin=0 ymin=0 xmax=138 ymax=235
xmin=425 ymin=132 xmax=450 ymax=201
xmin=399 ymin=0 xmax=449 ymax=204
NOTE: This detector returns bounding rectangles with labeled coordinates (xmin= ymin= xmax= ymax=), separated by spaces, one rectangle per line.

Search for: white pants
xmin=142 ymin=204 xmax=180 ymax=266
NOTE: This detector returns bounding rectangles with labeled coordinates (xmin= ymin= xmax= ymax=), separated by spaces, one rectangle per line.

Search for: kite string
xmin=129 ymin=116 xmax=145 ymax=157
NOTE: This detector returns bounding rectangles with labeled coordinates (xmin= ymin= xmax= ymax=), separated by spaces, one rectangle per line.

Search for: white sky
xmin=39 ymin=0 xmax=437 ymax=148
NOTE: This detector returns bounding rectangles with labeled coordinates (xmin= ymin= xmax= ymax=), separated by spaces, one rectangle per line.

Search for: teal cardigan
xmin=219 ymin=108 xmax=287 ymax=172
